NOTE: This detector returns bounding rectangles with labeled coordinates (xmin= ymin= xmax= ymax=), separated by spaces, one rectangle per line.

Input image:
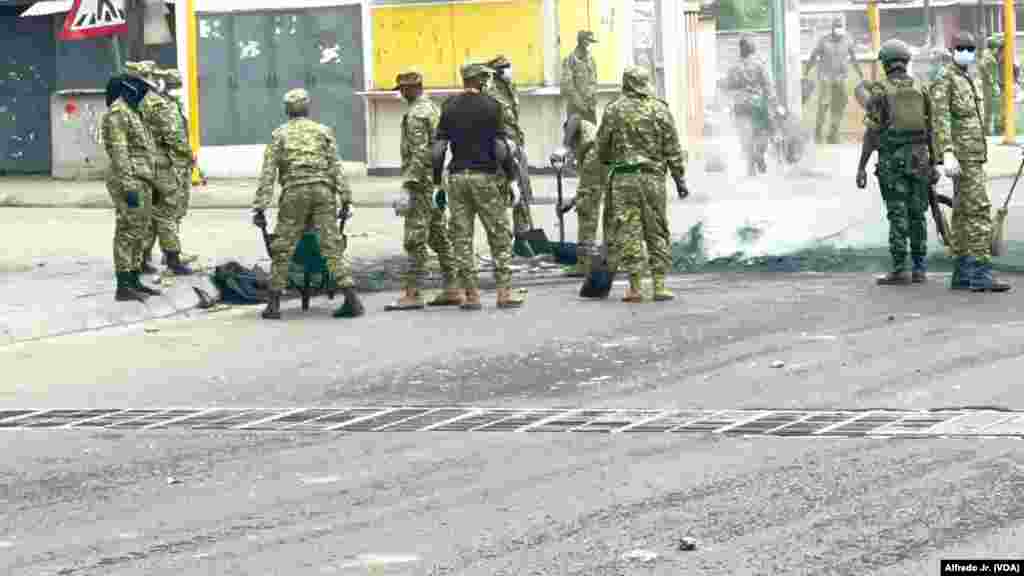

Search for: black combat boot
xmin=141 ymin=252 xmax=158 ymax=274
xmin=262 ymin=291 xmax=282 ymax=319
xmin=877 ymin=265 xmax=911 ymax=286
xmin=115 ymin=271 xmax=147 ymax=302
xmin=131 ymin=271 xmax=163 ymax=296
xmin=333 ymin=287 xmax=365 ymax=318
xmin=164 ymin=251 xmax=194 ymax=275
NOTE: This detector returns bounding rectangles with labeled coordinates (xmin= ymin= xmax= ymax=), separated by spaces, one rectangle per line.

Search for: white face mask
xmin=953 ymin=48 xmax=976 ymax=66
xmin=501 ymin=67 xmax=512 ymax=82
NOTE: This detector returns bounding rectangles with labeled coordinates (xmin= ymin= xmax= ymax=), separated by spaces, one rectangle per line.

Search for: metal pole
xmin=923 ymin=0 xmax=933 ymax=46
xmin=1004 ymin=0 xmax=1017 ymax=143
xmin=868 ymin=0 xmax=881 ymax=80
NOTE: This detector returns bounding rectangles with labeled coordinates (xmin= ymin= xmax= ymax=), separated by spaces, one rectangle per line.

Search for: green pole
xmin=769 ymin=0 xmax=787 ymax=104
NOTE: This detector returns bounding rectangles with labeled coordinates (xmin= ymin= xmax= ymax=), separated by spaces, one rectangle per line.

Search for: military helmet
xmin=878 ymin=39 xmax=912 ymax=64
xmin=951 ymin=31 xmax=976 ymax=49
xmin=739 ymin=34 xmax=755 ymax=55
xmin=283 ymin=88 xmax=310 ymax=106
xmin=621 ymin=65 xmax=653 ymax=96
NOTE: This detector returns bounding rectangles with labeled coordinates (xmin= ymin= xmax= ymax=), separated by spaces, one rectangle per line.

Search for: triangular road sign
xmin=60 ymin=0 xmax=128 ymax=41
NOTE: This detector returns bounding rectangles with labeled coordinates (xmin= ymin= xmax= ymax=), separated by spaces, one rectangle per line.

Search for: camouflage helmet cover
xmin=622 ymin=65 xmax=653 ymax=95
xmin=283 ymin=88 xmax=310 ymax=106
xmin=878 ymin=39 xmax=912 ymax=64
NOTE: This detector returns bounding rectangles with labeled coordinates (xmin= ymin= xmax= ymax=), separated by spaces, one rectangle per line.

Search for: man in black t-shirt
xmin=433 ymin=62 xmax=525 ymax=310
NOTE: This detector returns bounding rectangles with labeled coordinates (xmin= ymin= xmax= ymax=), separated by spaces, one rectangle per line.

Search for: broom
xmin=991 ymin=155 xmax=1024 ymax=258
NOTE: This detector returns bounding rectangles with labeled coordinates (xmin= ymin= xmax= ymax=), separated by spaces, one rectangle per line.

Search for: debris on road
xmin=677 ymin=537 xmax=698 ymax=551
xmin=771 ymin=360 xmax=786 ymax=368
xmin=621 ymin=549 xmax=659 ymax=563
xmin=166 ymin=476 xmax=182 ymax=485
xmin=144 ymin=327 xmax=160 ymax=334
xmin=193 ymin=286 xmax=216 ymax=309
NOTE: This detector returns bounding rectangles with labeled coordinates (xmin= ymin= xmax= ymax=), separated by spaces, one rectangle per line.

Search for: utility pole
xmin=1004 ymin=0 xmax=1016 ymax=143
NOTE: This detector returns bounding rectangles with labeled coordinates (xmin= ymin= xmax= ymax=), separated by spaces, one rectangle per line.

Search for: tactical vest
xmin=880 ymin=79 xmax=929 ymax=151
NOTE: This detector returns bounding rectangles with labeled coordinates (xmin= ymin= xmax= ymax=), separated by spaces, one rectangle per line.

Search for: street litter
xmin=677 ymin=536 xmax=698 ymax=551
xmin=166 ymin=476 xmax=182 ymax=485
xmin=299 ymin=475 xmax=341 ymax=486
xmin=621 ymin=549 xmax=659 ymax=563
xmin=144 ymin=327 xmax=160 ymax=334
xmin=771 ymin=360 xmax=785 ymax=368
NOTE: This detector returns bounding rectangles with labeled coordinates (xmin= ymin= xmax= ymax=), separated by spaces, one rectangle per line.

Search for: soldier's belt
xmin=153 ymin=156 xmax=172 ymax=168
xmin=609 ymin=163 xmax=660 ymax=176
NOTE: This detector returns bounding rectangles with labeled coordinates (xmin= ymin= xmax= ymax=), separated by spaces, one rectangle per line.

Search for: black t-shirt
xmin=437 ymin=91 xmax=507 ymax=174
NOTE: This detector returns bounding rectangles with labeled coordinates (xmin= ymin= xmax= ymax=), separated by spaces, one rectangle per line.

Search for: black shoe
xmin=131 ymin=271 xmax=163 ymax=296
xmin=164 ymin=251 xmax=194 ymax=276
xmin=876 ymin=271 xmax=911 ymax=285
xmin=115 ymin=272 xmax=147 ymax=302
xmin=262 ymin=291 xmax=282 ymax=319
xmin=333 ymin=288 xmax=365 ymax=318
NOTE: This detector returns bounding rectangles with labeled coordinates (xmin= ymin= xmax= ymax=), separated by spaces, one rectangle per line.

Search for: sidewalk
xmin=3 ymin=139 xmax=1021 ymax=209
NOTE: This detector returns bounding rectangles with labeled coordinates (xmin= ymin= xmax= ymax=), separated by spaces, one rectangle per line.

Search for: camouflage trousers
xmin=402 ymin=182 xmax=455 ymax=289
xmin=878 ymin=170 xmax=929 ymax=268
xmin=269 ymin=183 xmax=353 ymax=292
xmin=951 ymin=162 xmax=993 ymax=263
xmin=607 ymin=172 xmax=672 ymax=277
xmin=504 ymin=147 xmax=535 ymax=234
xmin=816 ymin=79 xmax=848 ymax=141
xmin=176 ymin=166 xmax=192 ymax=222
xmin=448 ymin=171 xmax=514 ymax=290
xmin=108 ymin=178 xmax=154 ymax=273
xmin=575 ymin=181 xmax=611 ymax=270
xmin=143 ymin=164 xmax=183 ymax=255
xmin=734 ymin=113 xmax=771 ymax=174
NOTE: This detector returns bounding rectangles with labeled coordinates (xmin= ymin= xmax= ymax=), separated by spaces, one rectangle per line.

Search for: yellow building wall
xmin=557 ymin=0 xmax=623 ymax=85
xmin=372 ymin=0 xmax=544 ymax=90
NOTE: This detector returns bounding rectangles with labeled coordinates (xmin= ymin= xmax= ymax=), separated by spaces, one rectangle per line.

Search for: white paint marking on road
xmin=665 ymin=410 xmax=733 ymax=433
xmin=299 ymin=475 xmax=342 ymax=486
xmin=0 ymin=540 xmax=13 ymax=548
xmin=712 ymin=411 xmax=773 ymax=433
xmin=322 ymin=407 xmax=402 ymax=431
xmin=519 ymin=409 xmax=584 ymax=432
xmin=139 ymin=408 xmax=219 ymax=430
xmin=371 ymin=407 xmax=442 ymax=431
xmin=233 ymin=407 xmax=308 ymax=430
xmin=612 ymin=410 xmax=677 ymax=434
xmin=59 ymin=409 xmax=125 ymax=429
xmin=814 ymin=410 xmax=880 ymax=434
xmin=421 ymin=408 xmax=486 ymax=431
xmin=338 ymin=554 xmax=420 ymax=569
xmin=0 ymin=409 xmax=52 ymax=428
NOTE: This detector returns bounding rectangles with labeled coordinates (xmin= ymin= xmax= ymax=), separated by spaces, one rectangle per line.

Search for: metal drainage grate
xmin=0 ymin=407 xmax=1021 ymax=438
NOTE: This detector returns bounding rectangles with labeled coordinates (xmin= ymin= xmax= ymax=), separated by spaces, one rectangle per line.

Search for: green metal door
xmin=306 ymin=5 xmax=366 ymax=162
xmin=197 ymin=14 xmax=234 ymax=146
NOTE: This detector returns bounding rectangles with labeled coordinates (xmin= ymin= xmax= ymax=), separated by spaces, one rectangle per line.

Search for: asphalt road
xmin=2 ymin=271 xmax=1023 ymax=575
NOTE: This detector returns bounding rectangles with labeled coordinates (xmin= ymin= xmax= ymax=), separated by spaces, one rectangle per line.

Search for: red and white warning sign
xmin=59 ymin=0 xmax=128 ymax=41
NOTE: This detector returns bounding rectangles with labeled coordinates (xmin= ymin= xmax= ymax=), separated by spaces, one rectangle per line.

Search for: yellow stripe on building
xmin=372 ymin=0 xmax=544 ymax=90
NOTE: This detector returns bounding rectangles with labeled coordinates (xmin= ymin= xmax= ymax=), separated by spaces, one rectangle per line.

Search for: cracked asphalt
xmin=2 ymin=270 xmax=1023 ymax=575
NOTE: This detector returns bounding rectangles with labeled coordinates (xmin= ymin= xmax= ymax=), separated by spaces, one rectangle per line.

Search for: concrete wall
xmin=363 ymin=89 xmax=621 ymax=174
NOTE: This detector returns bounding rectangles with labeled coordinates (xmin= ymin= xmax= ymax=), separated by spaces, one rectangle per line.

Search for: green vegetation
xmin=716 ymin=0 xmax=771 ymax=31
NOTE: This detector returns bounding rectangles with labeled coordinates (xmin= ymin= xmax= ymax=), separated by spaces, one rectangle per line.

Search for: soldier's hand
xmin=433 ymin=187 xmax=447 ymax=212
xmin=252 ymin=208 xmax=267 ymax=228
xmin=338 ymin=202 xmax=352 ymax=222
xmin=509 ymin=181 xmax=522 ymax=207
xmin=942 ymin=151 xmax=961 ymax=178
xmin=930 ymin=166 xmax=941 ymax=185
xmin=674 ymin=177 xmax=689 ymax=200
xmin=125 ymin=190 xmax=140 ymax=209
xmin=856 ymin=169 xmax=867 ymax=189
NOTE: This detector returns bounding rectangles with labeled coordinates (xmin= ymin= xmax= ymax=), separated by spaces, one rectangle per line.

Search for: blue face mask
xmin=953 ymin=48 xmax=976 ymax=66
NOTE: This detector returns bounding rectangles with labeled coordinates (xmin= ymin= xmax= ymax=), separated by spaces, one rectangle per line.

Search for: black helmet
xmin=878 ymin=39 xmax=912 ymax=65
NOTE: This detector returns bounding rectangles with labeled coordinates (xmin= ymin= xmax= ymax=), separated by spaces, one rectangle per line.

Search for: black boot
xmin=333 ymin=287 xmax=365 ymax=318
xmin=132 ymin=271 xmax=162 ymax=296
xmin=876 ymin=268 xmax=911 ymax=286
xmin=262 ymin=291 xmax=282 ymax=319
xmin=164 ymin=251 xmax=193 ymax=275
xmin=141 ymin=252 xmax=158 ymax=275
xmin=115 ymin=271 xmax=147 ymax=302
xmin=911 ymin=255 xmax=927 ymax=284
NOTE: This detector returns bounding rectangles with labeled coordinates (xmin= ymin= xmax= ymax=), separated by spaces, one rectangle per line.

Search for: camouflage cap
xmin=154 ymin=68 xmax=182 ymax=84
xmin=578 ymin=30 xmax=597 ymax=44
xmin=622 ymin=65 xmax=653 ymax=95
xmin=394 ymin=69 xmax=423 ymax=90
xmin=460 ymin=62 xmax=492 ymax=81
xmin=951 ymin=31 xmax=976 ymax=49
xmin=124 ymin=60 xmax=157 ymax=78
xmin=487 ymin=55 xmax=512 ymax=70
xmin=283 ymin=88 xmax=310 ymax=106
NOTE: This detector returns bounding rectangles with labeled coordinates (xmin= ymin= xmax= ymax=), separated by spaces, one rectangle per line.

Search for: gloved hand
xmin=856 ymin=168 xmax=867 ymax=189
xmin=433 ymin=187 xmax=447 ymax=211
xmin=509 ymin=181 xmax=521 ymax=206
xmin=338 ymin=201 xmax=352 ymax=222
xmin=253 ymin=208 xmax=267 ymax=228
xmin=550 ymin=147 xmax=568 ymax=167
xmin=942 ymin=151 xmax=961 ymax=178
xmin=674 ymin=177 xmax=689 ymax=200
xmin=125 ymin=189 xmax=140 ymax=209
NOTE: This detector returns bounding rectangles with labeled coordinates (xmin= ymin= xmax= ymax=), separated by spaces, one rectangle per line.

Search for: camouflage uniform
xmin=125 ymin=61 xmax=190 ymax=274
xmin=562 ymin=31 xmax=599 ymax=124
xmin=932 ymin=39 xmax=1009 ymax=292
xmin=724 ymin=39 xmax=777 ymax=176
xmin=568 ymin=118 xmax=610 ymax=275
xmin=156 ymin=69 xmax=194 ymax=224
xmin=980 ymin=41 xmax=1001 ymax=136
xmin=393 ymin=70 xmax=457 ymax=308
xmin=485 ymin=56 xmax=535 ymax=239
xmin=806 ymin=21 xmax=861 ymax=143
xmin=596 ymin=66 xmax=687 ymax=302
xmin=253 ymin=92 xmax=354 ymax=294
xmin=862 ymin=61 xmax=933 ymax=281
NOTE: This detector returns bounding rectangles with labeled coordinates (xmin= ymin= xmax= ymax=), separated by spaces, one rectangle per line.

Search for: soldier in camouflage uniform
xmin=552 ymin=114 xmax=609 ymax=281
xmin=596 ymin=66 xmax=688 ymax=303
xmin=124 ymin=61 xmax=193 ymax=276
xmin=101 ymin=74 xmax=163 ymax=302
xmin=387 ymin=69 xmax=461 ymax=311
xmin=154 ymin=68 xmax=196 ymax=235
xmin=252 ymin=88 xmax=366 ymax=319
xmin=856 ymin=39 xmax=936 ymax=285
xmin=932 ymin=31 xmax=1010 ymax=292
xmin=980 ymin=35 xmax=1002 ymax=136
xmin=485 ymin=55 xmax=536 ymax=251
xmin=724 ymin=35 xmax=778 ymax=177
xmin=805 ymin=18 xmax=865 ymax=144
xmin=433 ymin=62 xmax=524 ymax=309
xmin=562 ymin=30 xmax=599 ymax=125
